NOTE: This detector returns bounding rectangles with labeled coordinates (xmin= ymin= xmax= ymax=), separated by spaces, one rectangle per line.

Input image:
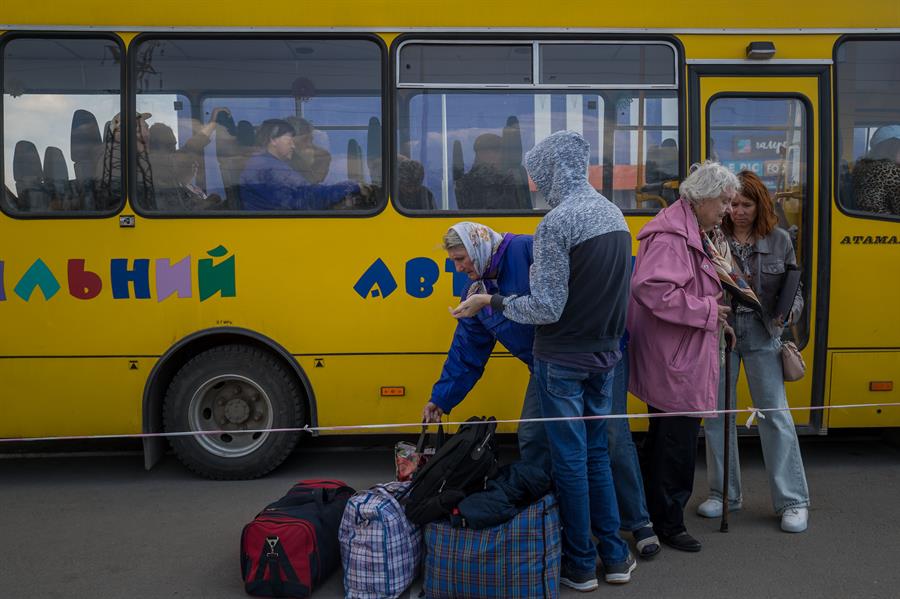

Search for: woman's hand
xmin=773 ymin=312 xmax=793 ymax=329
xmin=422 ymin=402 xmax=443 ymax=423
xmin=723 ymin=323 xmax=737 ymax=350
xmin=716 ymin=303 xmax=732 ymax=327
xmin=451 ymin=294 xmax=491 ymax=319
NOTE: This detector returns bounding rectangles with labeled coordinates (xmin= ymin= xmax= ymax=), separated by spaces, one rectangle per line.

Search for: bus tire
xmin=163 ymin=344 xmax=304 ymax=480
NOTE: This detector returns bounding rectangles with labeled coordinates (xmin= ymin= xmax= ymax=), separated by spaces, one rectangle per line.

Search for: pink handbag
xmin=781 ymin=339 xmax=806 ymax=382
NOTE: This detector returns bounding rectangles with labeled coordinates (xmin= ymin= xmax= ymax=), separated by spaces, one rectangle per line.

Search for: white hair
xmin=679 ymin=161 xmax=741 ymax=206
xmin=442 ymin=228 xmax=464 ymax=250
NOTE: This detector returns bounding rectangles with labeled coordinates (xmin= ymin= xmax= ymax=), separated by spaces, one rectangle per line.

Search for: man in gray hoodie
xmin=453 ymin=130 xmax=635 ymax=590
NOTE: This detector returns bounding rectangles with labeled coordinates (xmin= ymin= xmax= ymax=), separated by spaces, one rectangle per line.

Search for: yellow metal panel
xmin=1 ymin=1 xmax=898 ymax=29
xmin=306 ymin=353 xmax=529 ymax=434
xmin=680 ymin=35 xmax=838 ymax=61
xmin=828 ymin=213 xmax=900 ymax=349
xmin=826 ymin=352 xmax=900 ymax=428
xmin=0 ymin=357 xmax=150 ymax=437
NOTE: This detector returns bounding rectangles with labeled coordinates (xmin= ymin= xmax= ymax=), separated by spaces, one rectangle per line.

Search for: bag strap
xmin=321 ymin=485 xmax=354 ymax=504
xmin=415 ymin=422 xmax=445 ymax=454
xmin=255 ymin=537 xmax=301 ymax=594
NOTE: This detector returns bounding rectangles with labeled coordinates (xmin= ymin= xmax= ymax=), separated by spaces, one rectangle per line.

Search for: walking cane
xmin=720 ymin=339 xmax=732 ymax=533
xmin=720 ymin=297 xmax=737 ymax=533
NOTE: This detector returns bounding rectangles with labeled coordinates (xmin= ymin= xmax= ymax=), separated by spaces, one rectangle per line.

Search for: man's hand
xmin=422 ymin=402 xmax=443 ymax=423
xmin=451 ymin=294 xmax=491 ymax=319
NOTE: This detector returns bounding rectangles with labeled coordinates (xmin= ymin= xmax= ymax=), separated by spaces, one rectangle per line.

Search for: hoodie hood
xmin=525 ymin=130 xmax=591 ymax=208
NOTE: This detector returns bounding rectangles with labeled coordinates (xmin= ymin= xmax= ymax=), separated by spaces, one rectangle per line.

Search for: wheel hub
xmin=187 ymin=374 xmax=274 ymax=458
xmin=223 ymin=398 xmax=251 ymax=424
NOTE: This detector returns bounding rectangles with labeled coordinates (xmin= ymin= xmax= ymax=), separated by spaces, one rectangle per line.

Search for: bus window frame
xmin=0 ymin=30 xmax=127 ymax=220
xmin=832 ymin=34 xmax=900 ymax=224
xmin=127 ymin=32 xmax=389 ymax=220
xmin=389 ymin=33 xmax=686 ymax=219
xmin=705 ymin=91 xmax=816 ymax=350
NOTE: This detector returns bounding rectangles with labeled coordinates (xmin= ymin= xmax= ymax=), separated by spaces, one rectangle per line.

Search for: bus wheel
xmin=163 ymin=344 xmax=304 ymax=479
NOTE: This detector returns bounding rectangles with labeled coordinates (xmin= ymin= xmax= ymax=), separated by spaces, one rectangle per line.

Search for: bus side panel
xmin=828 ymin=213 xmax=900 ymax=350
xmin=826 ymin=351 xmax=900 ymax=428
xmin=306 ymin=353 xmax=529 ymax=434
xmin=0 ymin=357 xmax=150 ymax=438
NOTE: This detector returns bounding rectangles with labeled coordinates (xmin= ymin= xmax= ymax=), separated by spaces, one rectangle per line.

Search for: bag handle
xmin=415 ymin=421 xmax=445 ymax=454
xmin=272 ymin=485 xmax=353 ymax=509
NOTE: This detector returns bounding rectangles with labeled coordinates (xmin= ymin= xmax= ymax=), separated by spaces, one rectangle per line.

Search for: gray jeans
xmin=703 ymin=312 xmax=810 ymax=514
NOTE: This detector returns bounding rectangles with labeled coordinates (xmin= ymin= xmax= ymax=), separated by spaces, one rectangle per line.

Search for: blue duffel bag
xmin=423 ymin=493 xmax=561 ymax=599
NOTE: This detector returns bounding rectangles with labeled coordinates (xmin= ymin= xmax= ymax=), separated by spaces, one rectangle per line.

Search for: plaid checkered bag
xmin=339 ymin=481 xmax=423 ymax=599
xmin=423 ymin=494 xmax=561 ymax=599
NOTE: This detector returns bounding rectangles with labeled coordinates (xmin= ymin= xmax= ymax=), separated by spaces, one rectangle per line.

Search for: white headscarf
xmin=449 ymin=222 xmax=504 ymax=297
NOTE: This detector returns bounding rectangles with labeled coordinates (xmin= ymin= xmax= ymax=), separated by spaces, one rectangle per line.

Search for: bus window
xmin=2 ymin=36 xmax=123 ymax=216
xmin=394 ymin=41 xmax=680 ymax=214
xmin=132 ymin=37 xmax=384 ymax=215
xmin=540 ymin=43 xmax=676 ymax=86
xmin=708 ymin=95 xmax=810 ymax=342
xmin=836 ymin=39 xmax=900 ymax=219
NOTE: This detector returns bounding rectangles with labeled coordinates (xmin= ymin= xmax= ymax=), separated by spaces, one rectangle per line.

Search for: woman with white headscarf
xmin=422 ymin=221 xmax=550 ymax=473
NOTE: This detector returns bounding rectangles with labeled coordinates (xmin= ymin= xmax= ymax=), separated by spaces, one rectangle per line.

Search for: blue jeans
xmin=608 ymin=349 xmax=652 ymax=532
xmin=518 ymin=374 xmax=552 ymax=474
xmin=534 ymin=358 xmax=629 ymax=574
xmin=704 ymin=312 xmax=810 ymax=514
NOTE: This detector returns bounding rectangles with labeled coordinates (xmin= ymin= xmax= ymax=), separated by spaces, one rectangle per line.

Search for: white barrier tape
xmin=1 ymin=402 xmax=898 ymax=444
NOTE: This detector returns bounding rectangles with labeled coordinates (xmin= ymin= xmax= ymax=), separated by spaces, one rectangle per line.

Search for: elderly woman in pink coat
xmin=628 ymin=161 xmax=740 ymax=554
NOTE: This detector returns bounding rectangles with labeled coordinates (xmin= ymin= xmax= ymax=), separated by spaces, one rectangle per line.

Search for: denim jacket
xmin=733 ymin=226 xmax=803 ymax=338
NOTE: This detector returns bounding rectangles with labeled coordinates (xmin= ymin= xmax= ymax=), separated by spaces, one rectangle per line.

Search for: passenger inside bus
xmin=851 ymin=125 xmax=900 ymax=215
xmin=136 ymin=107 xmax=235 ymax=211
xmin=454 ymin=132 xmax=532 ymax=210
xmin=86 ymin=111 xmax=152 ymax=211
xmin=643 ymin=137 xmax=680 ymax=206
xmin=396 ymin=155 xmax=435 ymax=210
xmin=646 ymin=138 xmax=679 ymax=183
xmin=214 ymin=113 xmax=258 ymax=210
xmin=145 ymin=121 xmax=223 ymax=211
xmin=239 ymin=118 xmax=361 ymax=210
xmin=285 ymin=117 xmax=331 ymax=184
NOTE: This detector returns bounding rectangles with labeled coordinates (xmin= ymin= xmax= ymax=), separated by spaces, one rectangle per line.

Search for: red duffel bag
xmin=241 ymin=479 xmax=354 ymax=598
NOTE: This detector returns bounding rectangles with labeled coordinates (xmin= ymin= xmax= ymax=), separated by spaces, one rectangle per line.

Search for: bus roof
xmin=2 ymin=1 xmax=899 ymax=32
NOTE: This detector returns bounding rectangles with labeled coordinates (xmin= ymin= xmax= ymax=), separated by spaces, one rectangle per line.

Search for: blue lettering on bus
xmin=353 ymin=258 xmax=398 ymax=299
xmin=405 ymin=257 xmax=440 ymax=298
xmin=355 ymin=257 xmax=467 ymax=300
xmin=111 ymin=259 xmax=152 ymax=300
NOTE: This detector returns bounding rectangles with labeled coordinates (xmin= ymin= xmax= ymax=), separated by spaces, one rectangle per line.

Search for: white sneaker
xmin=781 ymin=507 xmax=808 ymax=533
xmin=696 ymin=498 xmax=742 ymax=518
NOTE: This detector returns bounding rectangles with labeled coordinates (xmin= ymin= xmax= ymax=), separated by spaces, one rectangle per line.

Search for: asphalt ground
xmin=1 ymin=433 xmax=898 ymax=599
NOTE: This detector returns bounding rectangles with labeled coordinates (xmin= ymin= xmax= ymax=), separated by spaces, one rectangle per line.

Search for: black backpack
xmin=405 ymin=416 xmax=499 ymax=525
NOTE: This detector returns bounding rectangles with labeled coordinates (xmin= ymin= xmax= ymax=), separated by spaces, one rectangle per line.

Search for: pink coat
xmin=627 ymin=198 xmax=723 ymax=415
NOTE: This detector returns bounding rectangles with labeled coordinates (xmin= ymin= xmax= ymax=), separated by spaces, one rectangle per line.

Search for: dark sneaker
xmin=659 ymin=531 xmax=702 ymax=552
xmin=560 ymin=564 xmax=599 ymax=592
xmin=633 ymin=526 xmax=660 ymax=559
xmin=603 ymin=552 xmax=636 ymax=584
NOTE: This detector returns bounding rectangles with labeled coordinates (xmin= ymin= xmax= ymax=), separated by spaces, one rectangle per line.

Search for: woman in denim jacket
xmin=698 ymin=170 xmax=810 ymax=533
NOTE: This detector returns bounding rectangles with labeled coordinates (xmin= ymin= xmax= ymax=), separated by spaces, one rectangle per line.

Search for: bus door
xmin=689 ymin=65 xmax=828 ymax=432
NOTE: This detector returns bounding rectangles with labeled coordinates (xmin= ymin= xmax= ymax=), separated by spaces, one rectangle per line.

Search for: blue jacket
xmin=430 ymin=234 xmax=535 ymax=414
xmin=239 ymin=152 xmax=357 ymax=210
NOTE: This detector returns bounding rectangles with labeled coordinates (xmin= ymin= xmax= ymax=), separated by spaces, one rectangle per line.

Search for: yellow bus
xmin=2 ymin=2 xmax=898 ymax=478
